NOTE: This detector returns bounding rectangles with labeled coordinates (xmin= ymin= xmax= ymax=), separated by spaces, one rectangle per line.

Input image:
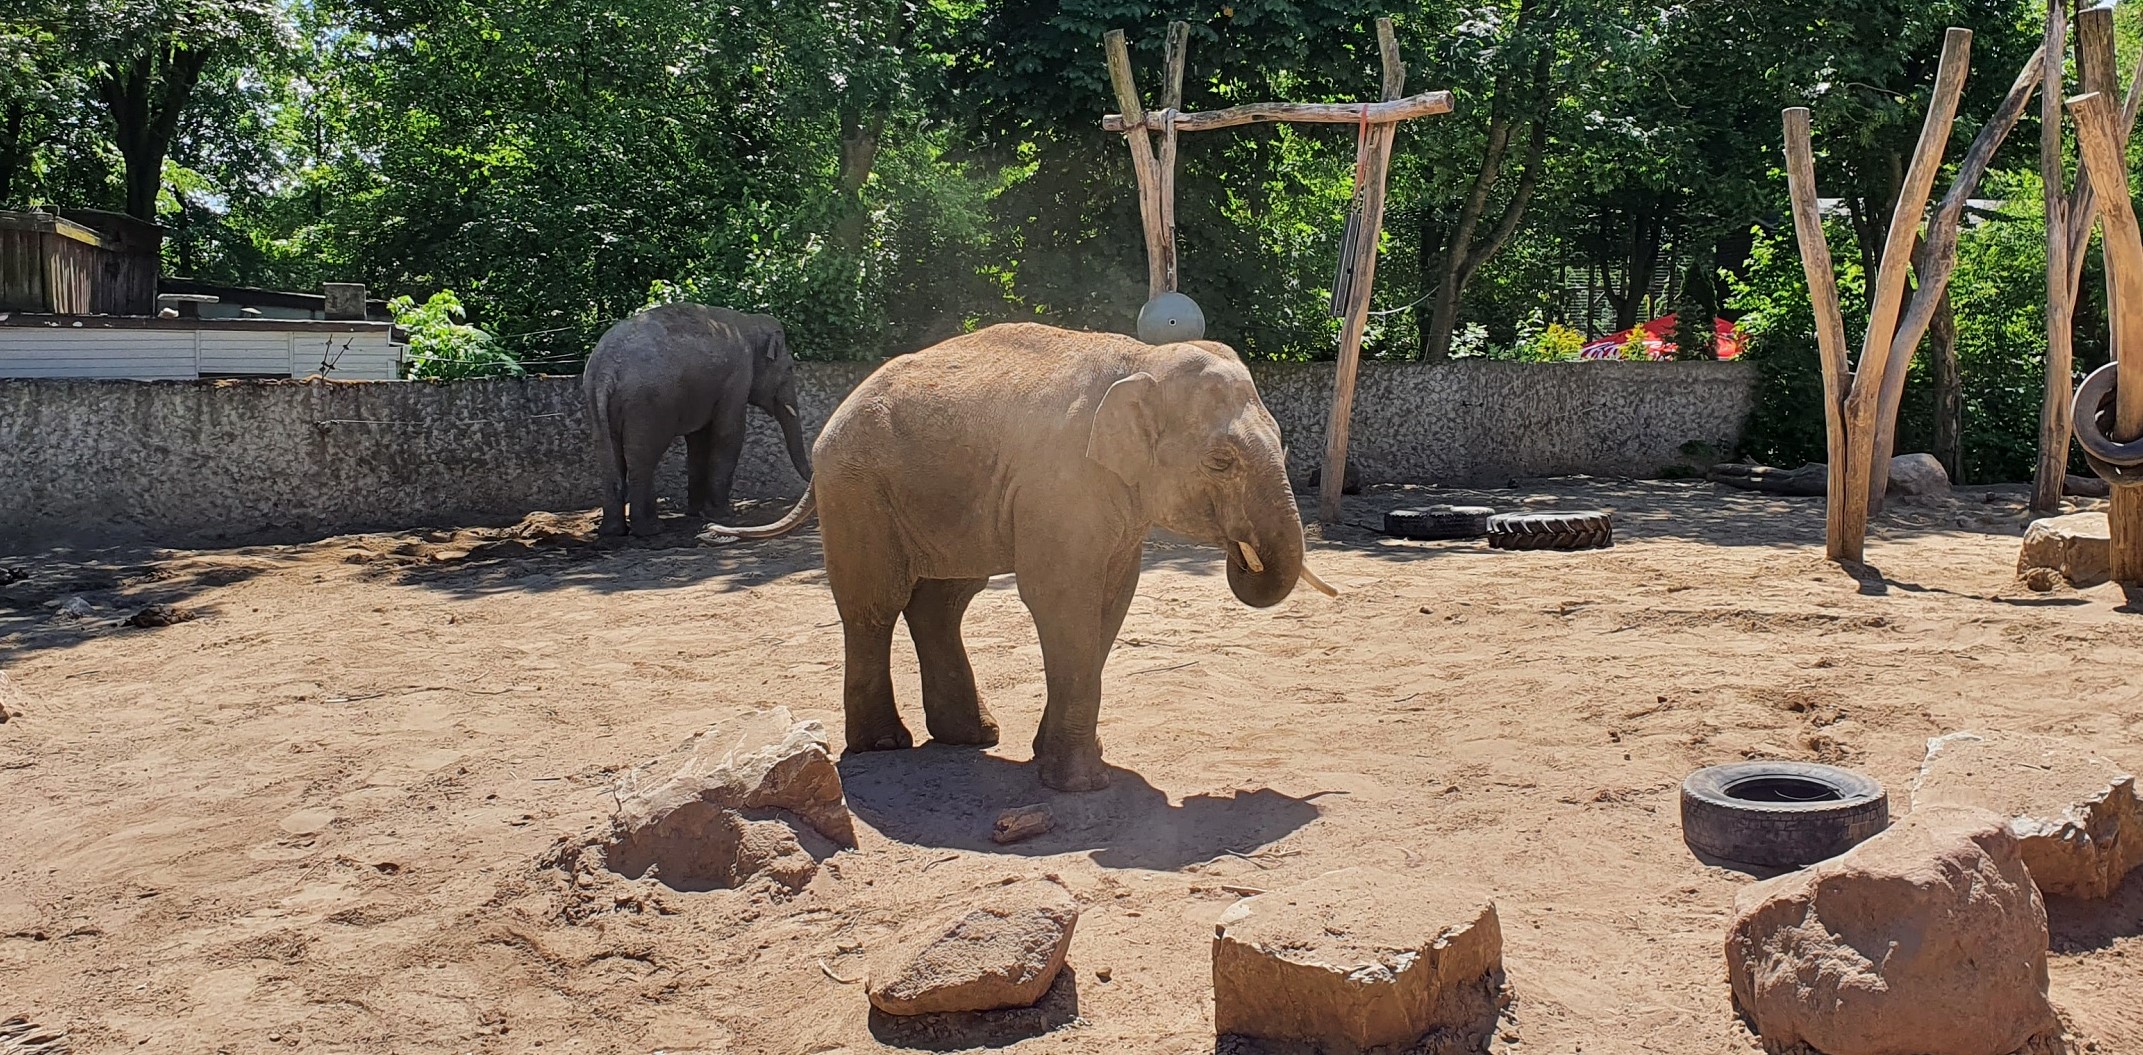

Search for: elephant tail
xmin=699 ymin=482 xmax=817 ymax=541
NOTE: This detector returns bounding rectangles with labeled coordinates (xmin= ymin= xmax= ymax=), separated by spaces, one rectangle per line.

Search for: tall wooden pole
xmin=1317 ymin=17 xmax=1404 ymax=525
xmin=1851 ymin=27 xmax=1970 ymax=515
xmin=2069 ymin=90 xmax=2143 ymax=582
xmin=1782 ymin=108 xmax=1858 ymax=562
xmin=2034 ymin=0 xmax=2075 ymax=513
xmin=1104 ymin=30 xmax=1170 ymax=300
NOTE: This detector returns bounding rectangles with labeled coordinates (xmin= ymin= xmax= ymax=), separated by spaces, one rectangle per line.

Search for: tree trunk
xmin=1931 ymin=287 xmax=1962 ymax=479
xmin=97 ymin=43 xmax=211 ymax=222
xmin=0 ymin=102 xmax=26 ymax=205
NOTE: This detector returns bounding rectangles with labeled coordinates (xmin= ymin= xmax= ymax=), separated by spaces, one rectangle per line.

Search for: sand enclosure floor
xmin=2 ymin=479 xmax=2140 ymax=1054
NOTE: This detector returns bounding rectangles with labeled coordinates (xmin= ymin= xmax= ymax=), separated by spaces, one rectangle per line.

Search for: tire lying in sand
xmin=1681 ymin=761 xmax=1889 ymax=869
xmin=1384 ymin=506 xmax=1493 ymax=540
xmin=1485 ymin=511 xmax=1614 ymax=551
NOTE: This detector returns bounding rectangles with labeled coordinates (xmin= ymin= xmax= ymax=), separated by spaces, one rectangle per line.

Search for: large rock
xmin=1913 ymin=731 xmax=2143 ymax=900
xmin=1887 ymin=452 xmax=1951 ymax=497
xmin=597 ymin=708 xmax=856 ymax=890
xmin=1726 ymin=804 xmax=2057 ymax=1055
xmin=2016 ymin=512 xmax=2111 ymax=589
xmin=1212 ymin=867 xmax=1502 ymax=1054
xmin=866 ymin=878 xmax=1079 ymax=1015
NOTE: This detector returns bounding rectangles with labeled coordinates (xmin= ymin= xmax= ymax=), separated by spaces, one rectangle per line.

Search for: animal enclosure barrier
xmin=1100 ymin=19 xmax=1452 ymax=523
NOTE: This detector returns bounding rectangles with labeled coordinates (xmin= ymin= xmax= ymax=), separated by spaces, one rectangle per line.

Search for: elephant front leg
xmin=905 ymin=577 xmax=997 ymax=746
xmin=1020 ymin=547 xmax=1142 ymax=792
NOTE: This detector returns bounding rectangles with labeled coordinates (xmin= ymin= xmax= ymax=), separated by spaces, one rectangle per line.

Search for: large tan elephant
xmin=705 ymin=323 xmax=1333 ymax=791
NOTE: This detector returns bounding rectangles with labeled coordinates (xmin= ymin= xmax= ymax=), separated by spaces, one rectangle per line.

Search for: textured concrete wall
xmin=0 ymin=358 xmax=1749 ymax=549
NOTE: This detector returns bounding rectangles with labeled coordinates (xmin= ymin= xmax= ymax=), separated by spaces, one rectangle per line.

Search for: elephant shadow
xmin=837 ymin=745 xmax=1325 ymax=871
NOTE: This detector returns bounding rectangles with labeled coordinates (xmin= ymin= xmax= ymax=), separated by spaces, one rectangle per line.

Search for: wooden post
xmin=1782 ymin=108 xmax=1858 ymax=562
xmin=2068 ymin=90 xmax=2143 ymax=582
xmin=1317 ymin=17 xmax=1405 ymax=525
xmin=1866 ymin=42 xmax=2041 ymax=492
xmin=1104 ymin=30 xmax=1169 ymax=300
xmin=1157 ymin=21 xmax=1190 ymax=293
xmin=1850 ymin=27 xmax=1970 ymax=516
xmin=2034 ymin=0 xmax=2075 ymax=513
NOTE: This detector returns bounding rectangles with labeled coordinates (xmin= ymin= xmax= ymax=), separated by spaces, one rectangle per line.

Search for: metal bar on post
xmin=1318 ymin=17 xmax=1405 ymax=525
xmin=1782 ymin=107 xmax=1857 ymax=562
xmin=2068 ymin=90 xmax=2143 ymax=582
xmin=1104 ymin=30 xmax=1169 ymax=300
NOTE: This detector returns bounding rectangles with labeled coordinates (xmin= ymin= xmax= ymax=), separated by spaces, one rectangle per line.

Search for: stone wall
xmin=0 ymin=358 xmax=1750 ymax=550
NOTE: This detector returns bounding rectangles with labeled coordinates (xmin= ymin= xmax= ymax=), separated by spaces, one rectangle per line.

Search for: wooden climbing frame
xmin=1101 ymin=19 xmax=1452 ymax=524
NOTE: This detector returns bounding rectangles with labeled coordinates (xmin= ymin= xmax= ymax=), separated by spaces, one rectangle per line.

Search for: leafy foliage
xmin=391 ymin=290 xmax=520 ymax=380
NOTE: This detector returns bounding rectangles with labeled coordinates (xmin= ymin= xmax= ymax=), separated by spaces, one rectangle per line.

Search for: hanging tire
xmin=1486 ymin=511 xmax=1614 ymax=551
xmin=1680 ymin=761 xmax=1889 ymax=869
xmin=1384 ymin=505 xmax=1493 ymax=540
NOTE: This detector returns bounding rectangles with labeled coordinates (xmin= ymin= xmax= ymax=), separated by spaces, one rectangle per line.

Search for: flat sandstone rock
xmin=1913 ymin=731 xmax=2143 ymax=900
xmin=2017 ymin=512 xmax=2111 ymax=589
xmin=1212 ymin=867 xmax=1502 ymax=1054
xmin=1726 ymin=804 xmax=2057 ymax=1055
xmin=867 ymin=878 xmax=1079 ymax=1015
xmin=597 ymin=708 xmax=856 ymax=890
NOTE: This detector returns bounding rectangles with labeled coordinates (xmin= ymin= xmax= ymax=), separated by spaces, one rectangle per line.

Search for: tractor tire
xmin=1384 ymin=506 xmax=1493 ymax=540
xmin=1680 ymin=761 xmax=1889 ymax=869
xmin=1486 ymin=511 xmax=1614 ymax=551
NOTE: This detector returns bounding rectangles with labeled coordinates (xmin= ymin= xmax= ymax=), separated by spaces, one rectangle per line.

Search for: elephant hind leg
xmin=623 ymin=427 xmax=669 ymax=536
xmin=823 ymin=492 xmax=915 ymax=753
xmin=683 ymin=425 xmax=714 ymax=517
xmin=906 ymin=577 xmax=997 ymax=746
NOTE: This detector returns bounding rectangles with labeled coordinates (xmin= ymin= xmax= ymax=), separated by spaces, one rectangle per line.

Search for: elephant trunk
xmin=772 ymin=382 xmax=812 ymax=482
xmin=1224 ymin=470 xmax=1308 ymax=609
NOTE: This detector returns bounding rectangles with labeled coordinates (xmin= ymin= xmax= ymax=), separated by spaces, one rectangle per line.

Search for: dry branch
xmin=1865 ymin=41 xmax=2043 ymax=497
xmin=1104 ymin=30 xmax=1169 ymax=298
xmin=1841 ymin=28 xmax=1971 ymax=533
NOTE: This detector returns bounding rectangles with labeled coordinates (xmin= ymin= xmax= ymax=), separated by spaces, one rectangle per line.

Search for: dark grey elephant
xmin=583 ymin=303 xmax=813 ymax=536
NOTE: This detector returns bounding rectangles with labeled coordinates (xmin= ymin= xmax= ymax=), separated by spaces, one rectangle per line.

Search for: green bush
xmin=392 ymin=291 xmax=522 ymax=381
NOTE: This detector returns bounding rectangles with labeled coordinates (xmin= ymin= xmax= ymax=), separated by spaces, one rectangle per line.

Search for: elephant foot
xmin=629 ymin=520 xmax=666 ymax=538
xmin=925 ymin=706 xmax=1000 ymax=747
xmin=845 ymin=719 xmax=915 ymax=753
xmin=597 ymin=518 xmax=628 ymax=537
xmin=1035 ymin=741 xmax=1110 ymax=792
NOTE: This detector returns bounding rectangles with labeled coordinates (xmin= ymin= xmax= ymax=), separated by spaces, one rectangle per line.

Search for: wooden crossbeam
xmin=1100 ymin=19 xmax=1448 ymax=527
xmin=1102 ymin=91 xmax=1453 ymax=134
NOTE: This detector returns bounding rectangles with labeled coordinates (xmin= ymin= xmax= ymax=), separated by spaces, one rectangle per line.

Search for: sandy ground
xmin=2 ymin=479 xmax=2140 ymax=1055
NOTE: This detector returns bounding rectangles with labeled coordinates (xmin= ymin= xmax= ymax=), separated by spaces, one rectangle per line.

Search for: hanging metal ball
xmin=1136 ymin=291 xmax=1207 ymax=344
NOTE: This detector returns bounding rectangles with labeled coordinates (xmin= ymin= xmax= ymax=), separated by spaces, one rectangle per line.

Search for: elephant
xmin=583 ymin=303 xmax=813 ymax=536
xmin=703 ymin=323 xmax=1336 ymax=792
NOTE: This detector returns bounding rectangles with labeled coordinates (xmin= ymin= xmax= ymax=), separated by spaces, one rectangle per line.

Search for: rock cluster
xmin=2016 ymin=512 xmax=2111 ymax=589
xmin=1212 ymin=867 xmax=1503 ymax=1054
xmin=585 ymin=708 xmax=857 ymax=891
xmin=866 ymin=878 xmax=1079 ymax=1015
xmin=1914 ymin=731 xmax=2143 ymax=900
xmin=1725 ymin=804 xmax=2057 ymax=1055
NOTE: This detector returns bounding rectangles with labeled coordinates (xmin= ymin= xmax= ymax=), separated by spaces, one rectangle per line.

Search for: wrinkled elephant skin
xmin=583 ymin=303 xmax=813 ymax=536
xmin=707 ymin=323 xmax=1317 ymax=792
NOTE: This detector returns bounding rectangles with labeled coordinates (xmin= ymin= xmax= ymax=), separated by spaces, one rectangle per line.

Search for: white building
xmin=0 ymin=314 xmax=405 ymax=380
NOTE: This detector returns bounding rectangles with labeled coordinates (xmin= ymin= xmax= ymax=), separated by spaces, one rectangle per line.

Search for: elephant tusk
xmin=1298 ymin=563 xmax=1338 ymax=598
xmin=1236 ymin=541 xmax=1266 ymax=573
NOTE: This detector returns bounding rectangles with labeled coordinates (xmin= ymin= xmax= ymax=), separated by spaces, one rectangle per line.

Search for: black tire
xmin=1486 ymin=511 xmax=1614 ymax=551
xmin=1680 ymin=761 xmax=1889 ymax=869
xmin=1384 ymin=505 xmax=1493 ymax=540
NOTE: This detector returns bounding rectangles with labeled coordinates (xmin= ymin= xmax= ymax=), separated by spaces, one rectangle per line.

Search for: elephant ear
xmin=1087 ymin=371 xmax=1159 ymax=484
xmin=762 ymin=329 xmax=786 ymax=361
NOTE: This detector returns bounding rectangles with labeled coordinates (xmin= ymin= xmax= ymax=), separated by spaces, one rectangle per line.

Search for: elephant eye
xmin=1204 ymin=448 xmax=1238 ymax=473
